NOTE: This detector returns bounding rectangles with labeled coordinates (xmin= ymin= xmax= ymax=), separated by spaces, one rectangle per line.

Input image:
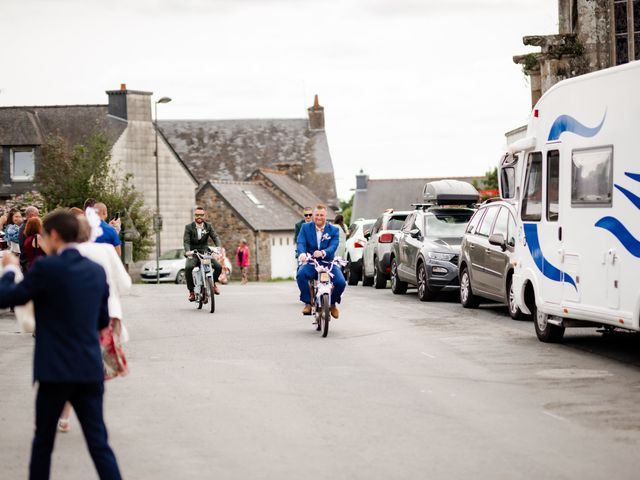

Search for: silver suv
xmin=390 ymin=207 xmax=474 ymax=300
xmin=458 ymin=200 xmax=526 ymax=319
xmin=362 ymin=210 xmax=411 ymax=289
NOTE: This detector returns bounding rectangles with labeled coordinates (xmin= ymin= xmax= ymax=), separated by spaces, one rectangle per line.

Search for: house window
xmin=11 ymin=148 xmax=35 ymax=181
xmin=571 ymin=146 xmax=613 ymax=207
xmin=242 ymin=190 xmax=264 ymax=208
xmin=613 ymin=0 xmax=640 ymax=64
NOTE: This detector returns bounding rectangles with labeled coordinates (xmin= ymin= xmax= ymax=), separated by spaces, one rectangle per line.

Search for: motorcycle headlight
xmin=427 ymin=251 xmax=454 ymax=261
xmin=319 ymin=272 xmax=331 ymax=283
xmin=202 ymin=259 xmax=211 ymax=266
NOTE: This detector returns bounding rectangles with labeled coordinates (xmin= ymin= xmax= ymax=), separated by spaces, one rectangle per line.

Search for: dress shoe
xmin=302 ymin=304 xmax=312 ymax=315
xmin=330 ymin=305 xmax=340 ymax=319
xmin=188 ymin=292 xmax=196 ymax=302
xmin=214 ymin=284 xmax=221 ymax=295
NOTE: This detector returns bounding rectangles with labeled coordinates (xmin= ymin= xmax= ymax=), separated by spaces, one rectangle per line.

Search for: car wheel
xmin=373 ymin=258 xmax=387 ymax=289
xmin=507 ymin=275 xmax=527 ymax=320
xmin=391 ymin=258 xmax=407 ymax=294
xmin=346 ymin=257 xmax=360 ymax=286
xmin=532 ymin=301 xmax=565 ymax=343
xmin=417 ymin=263 xmax=436 ymax=302
xmin=459 ymin=267 xmax=479 ymax=308
xmin=362 ymin=272 xmax=374 ymax=287
xmin=175 ymin=269 xmax=186 ymax=284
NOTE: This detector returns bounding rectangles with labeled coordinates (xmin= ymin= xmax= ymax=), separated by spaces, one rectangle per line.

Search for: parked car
xmin=363 ymin=210 xmax=412 ymax=288
xmin=344 ymin=218 xmax=375 ymax=286
xmin=390 ymin=180 xmax=479 ymax=300
xmin=141 ymin=248 xmax=233 ymax=284
xmin=458 ymin=199 xmax=526 ymax=319
xmin=391 ymin=205 xmax=475 ymax=299
xmin=141 ymin=249 xmax=188 ymax=283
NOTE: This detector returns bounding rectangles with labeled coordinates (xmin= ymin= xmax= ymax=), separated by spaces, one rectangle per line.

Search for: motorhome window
xmin=507 ymin=213 xmax=517 ymax=247
xmin=571 ymin=147 xmax=613 ymax=207
xmin=465 ymin=209 xmax=485 ymax=235
xmin=521 ymin=152 xmax=543 ymax=221
xmin=492 ymin=207 xmax=509 ymax=239
xmin=477 ymin=206 xmax=499 ymax=237
xmin=425 ymin=212 xmax=473 ymax=239
xmin=547 ymin=150 xmax=560 ymax=221
xmin=500 ymin=167 xmax=516 ymax=199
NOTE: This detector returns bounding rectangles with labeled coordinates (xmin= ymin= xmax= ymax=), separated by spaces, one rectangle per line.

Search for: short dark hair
xmin=195 ymin=206 xmax=205 ymax=211
xmin=83 ymin=198 xmax=97 ymax=210
xmin=43 ymin=209 xmax=80 ymax=243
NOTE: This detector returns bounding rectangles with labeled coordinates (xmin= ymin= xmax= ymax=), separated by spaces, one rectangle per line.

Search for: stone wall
xmin=110 ymin=119 xmax=197 ymax=254
xmin=197 ymin=185 xmax=272 ymax=281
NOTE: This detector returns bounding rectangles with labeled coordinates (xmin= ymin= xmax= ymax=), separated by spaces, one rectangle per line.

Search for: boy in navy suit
xmin=0 ymin=210 xmax=122 ymax=480
xmin=296 ymin=204 xmax=346 ymax=318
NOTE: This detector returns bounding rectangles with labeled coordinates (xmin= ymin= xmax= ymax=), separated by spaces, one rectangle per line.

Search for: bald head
xmin=25 ymin=206 xmax=39 ymax=219
xmin=94 ymin=202 xmax=108 ymax=220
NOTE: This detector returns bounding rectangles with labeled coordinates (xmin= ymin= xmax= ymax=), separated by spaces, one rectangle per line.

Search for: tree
xmin=37 ymin=132 xmax=154 ymax=261
xmin=340 ymin=194 xmax=354 ymax=226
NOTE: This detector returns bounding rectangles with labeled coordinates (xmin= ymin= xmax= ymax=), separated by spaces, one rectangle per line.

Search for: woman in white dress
xmin=57 ymin=209 xmax=131 ymax=432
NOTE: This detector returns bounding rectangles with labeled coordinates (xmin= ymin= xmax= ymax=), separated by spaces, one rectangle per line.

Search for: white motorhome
xmin=500 ymin=60 xmax=640 ymax=343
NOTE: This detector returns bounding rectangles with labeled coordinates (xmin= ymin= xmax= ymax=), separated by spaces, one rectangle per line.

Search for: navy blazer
xmin=0 ymin=249 xmax=110 ymax=383
xmin=296 ymin=221 xmax=340 ymax=262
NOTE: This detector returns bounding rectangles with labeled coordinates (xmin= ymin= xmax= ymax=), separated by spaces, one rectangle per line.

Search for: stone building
xmin=0 ymin=85 xmax=198 ymax=252
xmin=158 ymin=95 xmax=339 ymax=211
xmin=351 ymin=170 xmax=483 ymax=221
xmin=514 ymin=0 xmax=640 ymax=107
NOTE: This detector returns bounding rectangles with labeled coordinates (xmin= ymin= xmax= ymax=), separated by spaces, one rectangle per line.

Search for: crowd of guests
xmin=0 ymin=200 xmax=129 ymax=480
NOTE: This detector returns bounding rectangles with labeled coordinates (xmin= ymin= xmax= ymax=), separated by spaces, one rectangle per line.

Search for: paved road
xmin=1 ymin=281 xmax=640 ymax=479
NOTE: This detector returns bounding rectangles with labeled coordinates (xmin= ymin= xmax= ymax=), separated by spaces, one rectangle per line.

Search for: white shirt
xmin=196 ymin=225 xmax=205 ymax=240
xmin=316 ymin=225 xmax=324 ymax=249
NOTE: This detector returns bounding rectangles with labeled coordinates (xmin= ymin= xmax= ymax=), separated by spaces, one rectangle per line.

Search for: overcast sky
xmin=1 ymin=0 xmax=558 ymax=200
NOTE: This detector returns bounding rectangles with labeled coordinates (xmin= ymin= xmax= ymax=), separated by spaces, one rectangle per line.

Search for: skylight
xmin=243 ymin=190 xmax=264 ymax=208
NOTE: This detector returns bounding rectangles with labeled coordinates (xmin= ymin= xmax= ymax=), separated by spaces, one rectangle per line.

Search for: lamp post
xmin=154 ymin=96 xmax=172 ymax=284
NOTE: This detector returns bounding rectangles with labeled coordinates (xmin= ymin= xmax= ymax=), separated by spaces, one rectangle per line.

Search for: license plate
xmin=202 ymin=259 xmax=211 ymax=265
xmin=320 ymin=272 xmax=330 ymax=282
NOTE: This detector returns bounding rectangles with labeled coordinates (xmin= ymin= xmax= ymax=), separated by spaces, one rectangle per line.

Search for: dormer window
xmin=243 ymin=190 xmax=264 ymax=208
xmin=613 ymin=0 xmax=640 ymax=65
xmin=11 ymin=147 xmax=35 ymax=181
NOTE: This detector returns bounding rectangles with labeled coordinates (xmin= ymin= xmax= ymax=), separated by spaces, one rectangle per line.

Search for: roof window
xmin=243 ymin=190 xmax=265 ymax=208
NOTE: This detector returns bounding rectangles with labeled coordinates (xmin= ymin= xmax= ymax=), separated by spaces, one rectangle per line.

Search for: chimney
xmin=307 ymin=94 xmax=325 ymax=130
xmin=356 ymin=169 xmax=369 ymax=190
xmin=106 ymin=84 xmax=153 ymax=122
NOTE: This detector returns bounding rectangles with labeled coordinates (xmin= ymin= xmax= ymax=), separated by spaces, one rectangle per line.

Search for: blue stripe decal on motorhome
xmin=595 ymin=217 xmax=640 ymax=258
xmin=625 ymin=172 xmax=640 ymax=183
xmin=523 ymin=223 xmax=577 ymax=290
xmin=547 ymin=112 xmax=606 ymax=142
xmin=615 ymin=184 xmax=640 ymax=210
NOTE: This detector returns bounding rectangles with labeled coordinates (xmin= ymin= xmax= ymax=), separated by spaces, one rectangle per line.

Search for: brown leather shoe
xmin=302 ymin=304 xmax=312 ymax=315
xmin=188 ymin=292 xmax=196 ymax=302
xmin=214 ymin=284 xmax=221 ymax=295
xmin=330 ymin=305 xmax=340 ymax=319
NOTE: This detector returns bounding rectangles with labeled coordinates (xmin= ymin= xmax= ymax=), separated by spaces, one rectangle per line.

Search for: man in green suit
xmin=183 ymin=207 xmax=222 ymax=302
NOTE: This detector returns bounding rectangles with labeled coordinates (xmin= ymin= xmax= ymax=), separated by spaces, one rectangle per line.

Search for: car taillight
xmin=379 ymin=233 xmax=394 ymax=243
xmin=354 ymin=241 xmax=365 ymax=248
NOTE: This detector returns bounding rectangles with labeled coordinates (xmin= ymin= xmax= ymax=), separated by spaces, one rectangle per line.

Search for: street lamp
xmin=154 ymin=96 xmax=172 ymax=284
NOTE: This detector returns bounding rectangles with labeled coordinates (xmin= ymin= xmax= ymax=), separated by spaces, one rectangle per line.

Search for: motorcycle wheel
xmin=320 ymin=293 xmax=330 ymax=338
xmin=197 ymin=285 xmax=203 ymax=310
xmin=207 ymin=277 xmax=216 ymax=314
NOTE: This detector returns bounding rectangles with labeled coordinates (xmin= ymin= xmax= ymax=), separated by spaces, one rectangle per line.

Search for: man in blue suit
xmin=0 ymin=210 xmax=122 ymax=480
xmin=296 ymin=204 xmax=346 ymax=318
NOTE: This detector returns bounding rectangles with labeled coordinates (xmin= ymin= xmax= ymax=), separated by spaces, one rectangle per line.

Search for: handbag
xmin=100 ymin=322 xmax=129 ymax=380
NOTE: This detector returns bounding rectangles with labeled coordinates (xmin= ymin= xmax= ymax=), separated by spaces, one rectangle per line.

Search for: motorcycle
xmin=302 ymin=256 xmax=347 ymax=338
xmin=189 ymin=248 xmax=221 ymax=313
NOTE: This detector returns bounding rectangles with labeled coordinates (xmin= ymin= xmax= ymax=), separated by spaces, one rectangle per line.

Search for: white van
xmin=500 ymin=60 xmax=640 ymax=343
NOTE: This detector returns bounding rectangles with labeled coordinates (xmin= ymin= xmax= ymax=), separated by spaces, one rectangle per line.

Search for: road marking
xmin=421 ymin=352 xmax=436 ymax=359
xmin=543 ymin=410 xmax=567 ymax=422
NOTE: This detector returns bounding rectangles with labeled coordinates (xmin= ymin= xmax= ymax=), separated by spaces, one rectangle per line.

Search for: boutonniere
xmin=322 ymin=233 xmax=331 ymax=241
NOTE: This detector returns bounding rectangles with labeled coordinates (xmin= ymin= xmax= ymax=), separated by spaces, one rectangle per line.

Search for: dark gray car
xmin=390 ymin=207 xmax=475 ymax=301
xmin=457 ymin=200 xmax=527 ymax=319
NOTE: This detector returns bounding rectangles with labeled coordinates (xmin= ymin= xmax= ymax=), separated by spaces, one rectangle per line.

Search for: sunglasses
xmin=304 ymin=213 xmax=313 ymax=217
xmin=194 ymin=213 xmax=205 ymax=217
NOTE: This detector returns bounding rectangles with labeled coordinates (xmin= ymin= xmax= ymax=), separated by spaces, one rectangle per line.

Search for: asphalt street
xmin=1 ymin=281 xmax=640 ymax=479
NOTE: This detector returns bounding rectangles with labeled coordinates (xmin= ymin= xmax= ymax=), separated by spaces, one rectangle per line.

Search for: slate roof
xmin=159 ymin=119 xmax=338 ymax=207
xmin=202 ymin=180 xmax=299 ymax=231
xmin=351 ymin=176 xmax=483 ymax=221
xmin=0 ymin=105 xmax=126 ymax=148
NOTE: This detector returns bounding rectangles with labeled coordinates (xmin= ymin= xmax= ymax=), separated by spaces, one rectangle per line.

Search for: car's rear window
xmin=425 ymin=212 xmax=473 ymax=239
xmin=385 ymin=215 xmax=408 ymax=231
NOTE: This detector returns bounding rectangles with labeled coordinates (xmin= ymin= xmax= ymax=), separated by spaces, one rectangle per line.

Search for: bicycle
xmin=188 ymin=248 xmax=220 ymax=314
xmin=301 ymin=256 xmax=347 ymax=338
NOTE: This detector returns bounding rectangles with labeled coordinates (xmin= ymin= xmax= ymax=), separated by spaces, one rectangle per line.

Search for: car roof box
xmin=422 ymin=180 xmax=480 ymax=206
